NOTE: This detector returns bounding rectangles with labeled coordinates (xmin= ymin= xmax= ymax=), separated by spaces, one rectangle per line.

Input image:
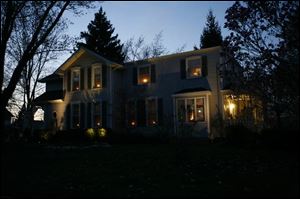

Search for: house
xmin=35 ymin=45 xmax=247 ymax=139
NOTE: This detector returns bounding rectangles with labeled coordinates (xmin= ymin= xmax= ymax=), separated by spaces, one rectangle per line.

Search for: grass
xmin=1 ymin=141 xmax=299 ymax=198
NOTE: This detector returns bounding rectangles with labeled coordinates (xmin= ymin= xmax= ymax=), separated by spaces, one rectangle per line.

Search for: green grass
xmin=1 ymin=142 xmax=299 ymax=198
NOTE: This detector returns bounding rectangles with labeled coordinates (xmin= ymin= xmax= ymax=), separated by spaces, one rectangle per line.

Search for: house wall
xmin=46 ymin=79 xmax=63 ymax=92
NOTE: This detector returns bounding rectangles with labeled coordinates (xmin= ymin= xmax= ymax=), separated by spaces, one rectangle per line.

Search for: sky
xmin=58 ymin=1 xmax=234 ymax=65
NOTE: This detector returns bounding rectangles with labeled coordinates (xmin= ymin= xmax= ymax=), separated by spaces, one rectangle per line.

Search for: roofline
xmin=125 ymin=46 xmax=222 ymax=64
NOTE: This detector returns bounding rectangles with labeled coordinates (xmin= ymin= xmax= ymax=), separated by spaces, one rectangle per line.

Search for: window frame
xmin=137 ymin=65 xmax=151 ymax=85
xmin=176 ymin=97 xmax=206 ymax=123
xmin=71 ymin=67 xmax=80 ymax=91
xmin=146 ymin=97 xmax=158 ymax=126
xmin=92 ymin=101 xmax=101 ymax=128
xmin=91 ymin=63 xmax=102 ymax=89
xmin=186 ymin=56 xmax=202 ymax=79
xmin=127 ymin=100 xmax=137 ymax=127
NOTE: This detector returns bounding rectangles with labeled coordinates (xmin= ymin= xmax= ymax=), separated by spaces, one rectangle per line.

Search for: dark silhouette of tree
xmin=78 ymin=7 xmax=125 ymax=64
xmin=0 ymin=1 xmax=95 ymax=131
xmin=197 ymin=10 xmax=223 ymax=49
xmin=224 ymin=1 xmax=299 ymax=127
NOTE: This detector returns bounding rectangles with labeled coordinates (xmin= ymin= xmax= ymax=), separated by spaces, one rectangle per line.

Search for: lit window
xmin=127 ymin=101 xmax=136 ymax=126
xmin=187 ymin=99 xmax=195 ymax=121
xmin=147 ymin=98 xmax=157 ymax=126
xmin=93 ymin=102 xmax=101 ymax=127
xmin=72 ymin=104 xmax=80 ymax=128
xmin=196 ymin=98 xmax=205 ymax=121
xmin=72 ymin=69 xmax=80 ymax=91
xmin=187 ymin=57 xmax=201 ymax=78
xmin=138 ymin=66 xmax=150 ymax=85
xmin=93 ymin=66 xmax=102 ymax=88
xmin=176 ymin=98 xmax=205 ymax=123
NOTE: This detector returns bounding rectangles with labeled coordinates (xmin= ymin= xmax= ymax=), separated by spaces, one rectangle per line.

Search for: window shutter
xmin=87 ymin=102 xmax=92 ymax=127
xmin=80 ymin=103 xmax=85 ymax=129
xmin=151 ymin=64 xmax=156 ymax=83
xmin=66 ymin=104 xmax=70 ymax=129
xmin=132 ymin=67 xmax=137 ymax=85
xmin=80 ymin=68 xmax=85 ymax=90
xmin=137 ymin=99 xmax=146 ymax=126
xmin=157 ymin=98 xmax=163 ymax=125
xmin=102 ymin=64 xmax=107 ymax=88
xmin=88 ymin=67 xmax=91 ymax=89
xmin=102 ymin=100 xmax=107 ymax=128
xmin=202 ymin=55 xmax=208 ymax=77
xmin=180 ymin=59 xmax=186 ymax=79
xmin=67 ymin=70 xmax=71 ymax=91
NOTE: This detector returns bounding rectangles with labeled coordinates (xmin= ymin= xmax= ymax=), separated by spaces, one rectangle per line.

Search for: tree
xmin=197 ymin=9 xmax=223 ymax=49
xmin=0 ymin=1 xmax=95 ymax=130
xmin=224 ymin=1 xmax=299 ymax=127
xmin=78 ymin=7 xmax=125 ymax=64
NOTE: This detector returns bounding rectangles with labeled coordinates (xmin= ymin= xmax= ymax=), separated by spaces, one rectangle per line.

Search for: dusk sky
xmin=58 ymin=1 xmax=234 ymax=65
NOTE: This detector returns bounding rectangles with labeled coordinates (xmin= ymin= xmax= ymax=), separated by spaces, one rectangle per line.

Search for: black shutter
xmin=67 ymin=70 xmax=71 ymax=91
xmin=102 ymin=100 xmax=107 ymax=128
xmin=80 ymin=68 xmax=85 ymax=90
xmin=66 ymin=104 xmax=71 ymax=129
xmin=180 ymin=59 xmax=186 ymax=79
xmin=87 ymin=102 xmax=92 ymax=127
xmin=202 ymin=55 xmax=208 ymax=77
xmin=133 ymin=67 xmax=137 ymax=85
xmin=157 ymin=98 xmax=163 ymax=125
xmin=88 ymin=67 xmax=91 ymax=89
xmin=151 ymin=64 xmax=156 ymax=83
xmin=102 ymin=64 xmax=107 ymax=88
xmin=137 ymin=99 xmax=146 ymax=127
xmin=80 ymin=103 xmax=85 ymax=129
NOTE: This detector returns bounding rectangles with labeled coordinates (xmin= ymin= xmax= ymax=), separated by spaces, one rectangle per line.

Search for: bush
xmin=225 ymin=124 xmax=257 ymax=147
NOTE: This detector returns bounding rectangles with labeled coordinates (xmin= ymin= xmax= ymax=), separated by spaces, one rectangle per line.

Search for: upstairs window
xmin=146 ymin=98 xmax=157 ymax=126
xmin=92 ymin=65 xmax=102 ymax=89
xmin=72 ymin=69 xmax=80 ymax=91
xmin=138 ymin=66 xmax=150 ymax=85
xmin=186 ymin=57 xmax=201 ymax=78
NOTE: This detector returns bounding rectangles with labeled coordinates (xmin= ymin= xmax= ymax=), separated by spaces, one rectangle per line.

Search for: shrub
xmin=225 ymin=124 xmax=257 ymax=147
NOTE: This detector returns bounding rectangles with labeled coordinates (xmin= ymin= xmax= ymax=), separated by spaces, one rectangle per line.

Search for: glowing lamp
xmin=96 ymin=83 xmax=101 ymax=88
xmin=229 ymin=103 xmax=235 ymax=115
xmin=76 ymin=123 xmax=80 ymax=127
xmin=142 ymin=78 xmax=148 ymax=83
xmin=152 ymin=120 xmax=156 ymax=125
xmin=97 ymin=122 xmax=101 ymax=126
xmin=76 ymin=86 xmax=79 ymax=90
xmin=131 ymin=121 xmax=136 ymax=126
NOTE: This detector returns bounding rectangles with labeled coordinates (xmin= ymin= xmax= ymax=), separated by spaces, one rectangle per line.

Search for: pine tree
xmin=199 ymin=10 xmax=223 ymax=49
xmin=78 ymin=7 xmax=125 ymax=63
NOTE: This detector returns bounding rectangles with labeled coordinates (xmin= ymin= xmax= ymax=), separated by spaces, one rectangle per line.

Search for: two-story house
xmin=35 ymin=45 xmax=240 ymax=139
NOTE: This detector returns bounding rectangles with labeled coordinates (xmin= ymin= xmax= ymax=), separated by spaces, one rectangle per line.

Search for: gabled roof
xmin=38 ymin=73 xmax=62 ymax=83
xmin=54 ymin=46 xmax=123 ymax=75
xmin=34 ymin=90 xmax=64 ymax=104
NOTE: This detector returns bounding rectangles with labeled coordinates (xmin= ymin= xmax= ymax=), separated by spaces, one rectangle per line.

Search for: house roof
xmin=38 ymin=73 xmax=62 ymax=83
xmin=174 ymin=87 xmax=211 ymax=94
xmin=34 ymin=90 xmax=64 ymax=104
xmin=54 ymin=46 xmax=123 ymax=75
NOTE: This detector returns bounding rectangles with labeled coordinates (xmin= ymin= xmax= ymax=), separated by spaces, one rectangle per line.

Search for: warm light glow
xmin=131 ymin=121 xmax=136 ymax=126
xmin=190 ymin=112 xmax=195 ymax=121
xmin=193 ymin=68 xmax=201 ymax=76
xmin=229 ymin=102 xmax=236 ymax=115
xmin=152 ymin=120 xmax=156 ymax=125
xmin=76 ymin=123 xmax=80 ymax=127
xmin=76 ymin=86 xmax=79 ymax=90
xmin=142 ymin=78 xmax=148 ymax=83
xmin=97 ymin=122 xmax=101 ymax=126
xmin=98 ymin=128 xmax=106 ymax=137
xmin=198 ymin=109 xmax=202 ymax=113
xmin=96 ymin=83 xmax=101 ymax=88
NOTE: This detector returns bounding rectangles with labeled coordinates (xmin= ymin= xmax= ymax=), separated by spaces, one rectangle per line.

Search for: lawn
xmin=1 ymin=141 xmax=299 ymax=198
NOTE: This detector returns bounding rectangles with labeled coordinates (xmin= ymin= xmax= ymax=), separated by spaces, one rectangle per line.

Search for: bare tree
xmin=0 ymin=1 xmax=95 ymax=130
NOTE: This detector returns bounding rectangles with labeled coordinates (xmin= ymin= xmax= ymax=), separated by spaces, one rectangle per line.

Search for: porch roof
xmin=174 ymin=87 xmax=211 ymax=94
xmin=34 ymin=90 xmax=64 ymax=104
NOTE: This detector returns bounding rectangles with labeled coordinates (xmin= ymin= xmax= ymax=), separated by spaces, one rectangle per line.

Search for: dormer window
xmin=72 ymin=69 xmax=80 ymax=91
xmin=138 ymin=66 xmax=150 ymax=85
xmin=92 ymin=64 xmax=102 ymax=89
xmin=186 ymin=56 xmax=201 ymax=78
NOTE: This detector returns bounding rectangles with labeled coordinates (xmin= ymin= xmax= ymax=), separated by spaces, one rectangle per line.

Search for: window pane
xmin=138 ymin=66 xmax=150 ymax=84
xmin=94 ymin=102 xmax=101 ymax=127
xmin=177 ymin=99 xmax=186 ymax=122
xmin=72 ymin=104 xmax=80 ymax=128
xmin=196 ymin=98 xmax=205 ymax=121
xmin=187 ymin=58 xmax=201 ymax=78
xmin=187 ymin=99 xmax=195 ymax=121
xmin=94 ymin=67 xmax=101 ymax=88
xmin=147 ymin=99 xmax=157 ymax=126
xmin=72 ymin=70 xmax=80 ymax=91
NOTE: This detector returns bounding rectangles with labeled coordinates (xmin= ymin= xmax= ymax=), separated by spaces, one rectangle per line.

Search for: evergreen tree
xmin=199 ymin=10 xmax=223 ymax=49
xmin=78 ymin=7 xmax=125 ymax=63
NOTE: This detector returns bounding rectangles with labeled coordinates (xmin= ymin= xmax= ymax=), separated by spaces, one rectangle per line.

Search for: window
xmin=138 ymin=66 xmax=150 ymax=85
xmin=186 ymin=57 xmax=201 ymax=78
xmin=72 ymin=69 xmax=80 ymax=91
xmin=93 ymin=102 xmax=101 ymax=127
xmin=92 ymin=65 xmax=102 ymax=88
xmin=72 ymin=103 xmax=80 ymax=128
xmin=146 ymin=98 xmax=157 ymax=126
xmin=127 ymin=101 xmax=136 ymax=126
xmin=176 ymin=97 xmax=205 ymax=122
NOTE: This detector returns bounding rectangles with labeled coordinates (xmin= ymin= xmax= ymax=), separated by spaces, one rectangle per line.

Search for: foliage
xmin=196 ymin=9 xmax=223 ymax=49
xmin=78 ymin=7 xmax=125 ymax=64
xmin=224 ymin=1 xmax=299 ymax=126
xmin=225 ymin=124 xmax=257 ymax=147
